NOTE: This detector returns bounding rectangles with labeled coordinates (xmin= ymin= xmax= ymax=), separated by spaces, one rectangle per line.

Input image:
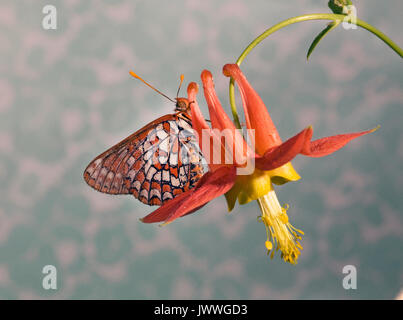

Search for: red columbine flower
xmin=141 ymin=63 xmax=377 ymax=264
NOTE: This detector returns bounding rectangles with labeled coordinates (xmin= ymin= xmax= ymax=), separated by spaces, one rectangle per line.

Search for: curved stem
xmin=229 ymin=13 xmax=403 ymax=128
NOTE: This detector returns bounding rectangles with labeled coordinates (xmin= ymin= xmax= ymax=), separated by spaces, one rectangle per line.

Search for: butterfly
xmin=83 ymin=71 xmax=208 ymax=206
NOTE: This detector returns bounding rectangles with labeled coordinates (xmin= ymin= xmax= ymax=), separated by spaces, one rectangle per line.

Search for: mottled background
xmin=0 ymin=0 xmax=402 ymax=299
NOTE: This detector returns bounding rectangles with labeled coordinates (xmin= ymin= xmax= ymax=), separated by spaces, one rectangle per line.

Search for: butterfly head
xmin=175 ymin=97 xmax=190 ymax=112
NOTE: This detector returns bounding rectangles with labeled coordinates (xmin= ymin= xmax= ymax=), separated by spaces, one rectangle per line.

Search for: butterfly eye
xmin=176 ymin=100 xmax=188 ymax=111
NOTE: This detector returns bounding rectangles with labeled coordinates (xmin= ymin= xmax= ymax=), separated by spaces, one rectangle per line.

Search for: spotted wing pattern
xmin=83 ymin=113 xmax=208 ymax=206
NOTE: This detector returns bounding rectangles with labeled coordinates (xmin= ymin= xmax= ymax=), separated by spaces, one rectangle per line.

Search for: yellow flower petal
xmin=225 ymin=169 xmax=273 ymax=211
xmin=269 ymin=162 xmax=301 ymax=185
xmin=224 ymin=162 xmax=301 ymax=211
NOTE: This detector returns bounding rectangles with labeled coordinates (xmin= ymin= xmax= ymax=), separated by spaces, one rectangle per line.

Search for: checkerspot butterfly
xmin=83 ymin=71 xmax=208 ymax=206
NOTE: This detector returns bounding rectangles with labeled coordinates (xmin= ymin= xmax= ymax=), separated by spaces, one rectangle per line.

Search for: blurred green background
xmin=0 ymin=0 xmax=402 ymax=299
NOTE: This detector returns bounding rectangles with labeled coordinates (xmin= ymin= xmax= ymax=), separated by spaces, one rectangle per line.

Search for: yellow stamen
xmin=257 ymin=190 xmax=303 ymax=264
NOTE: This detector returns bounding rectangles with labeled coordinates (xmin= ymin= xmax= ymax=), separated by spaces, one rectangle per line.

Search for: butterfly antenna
xmin=129 ymin=70 xmax=175 ymax=103
xmin=176 ymin=74 xmax=184 ymax=98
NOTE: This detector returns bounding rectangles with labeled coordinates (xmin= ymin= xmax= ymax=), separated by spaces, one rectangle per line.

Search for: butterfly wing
xmin=83 ymin=113 xmax=208 ymax=206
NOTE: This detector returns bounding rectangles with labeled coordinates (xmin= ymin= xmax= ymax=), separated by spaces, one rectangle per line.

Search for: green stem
xmin=229 ymin=13 xmax=403 ymax=129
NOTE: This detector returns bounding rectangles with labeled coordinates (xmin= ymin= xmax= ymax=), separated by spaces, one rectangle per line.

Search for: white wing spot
xmin=162 ymin=170 xmax=170 ymax=181
xmin=163 ymin=192 xmax=173 ymax=201
xmin=154 ymin=171 xmax=161 ymax=181
xmin=146 ymin=166 xmax=157 ymax=180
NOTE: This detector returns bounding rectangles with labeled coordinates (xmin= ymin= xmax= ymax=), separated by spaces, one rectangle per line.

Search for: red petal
xmin=301 ymin=127 xmax=378 ymax=158
xmin=187 ymin=82 xmax=210 ymax=141
xmin=201 ymin=70 xmax=239 ymax=133
xmin=255 ymin=127 xmax=311 ymax=171
xmin=140 ymin=166 xmax=237 ymax=224
xmin=255 ymin=126 xmax=377 ymax=170
xmin=200 ymin=70 xmax=254 ymax=165
xmin=223 ymin=64 xmax=282 ymax=155
xmin=187 ymin=82 xmax=224 ymax=172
